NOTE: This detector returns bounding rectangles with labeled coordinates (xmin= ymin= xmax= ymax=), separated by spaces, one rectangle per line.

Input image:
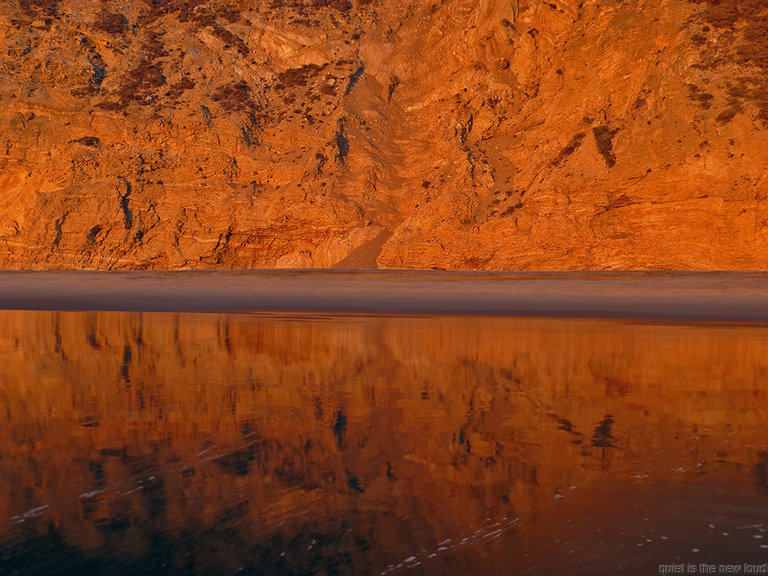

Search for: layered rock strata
xmin=1 ymin=0 xmax=768 ymax=269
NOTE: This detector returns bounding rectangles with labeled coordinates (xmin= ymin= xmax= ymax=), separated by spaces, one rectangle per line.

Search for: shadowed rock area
xmin=1 ymin=0 xmax=768 ymax=269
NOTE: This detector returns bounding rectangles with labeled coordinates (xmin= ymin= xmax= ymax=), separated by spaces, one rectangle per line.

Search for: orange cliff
xmin=1 ymin=311 xmax=768 ymax=572
xmin=1 ymin=0 xmax=768 ymax=270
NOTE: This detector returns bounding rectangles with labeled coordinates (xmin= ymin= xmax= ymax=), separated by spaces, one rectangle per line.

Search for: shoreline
xmin=1 ymin=270 xmax=768 ymax=321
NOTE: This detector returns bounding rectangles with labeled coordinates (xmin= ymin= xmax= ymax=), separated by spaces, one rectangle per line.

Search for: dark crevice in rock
xmin=345 ymin=61 xmax=365 ymax=95
xmin=551 ymin=131 xmax=586 ymax=166
xmin=118 ymin=178 xmax=133 ymax=230
xmin=335 ymin=117 xmax=349 ymax=163
xmin=86 ymin=225 xmax=102 ymax=244
xmin=71 ymin=136 xmax=101 ymax=148
xmin=240 ymin=112 xmax=262 ymax=148
xmin=457 ymin=115 xmax=474 ymax=146
xmin=592 ymin=125 xmax=618 ymax=168
xmin=52 ymin=212 xmax=68 ymax=249
xmin=387 ymin=75 xmax=399 ymax=102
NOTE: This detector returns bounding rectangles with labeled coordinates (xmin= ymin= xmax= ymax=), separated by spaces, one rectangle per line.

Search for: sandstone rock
xmin=1 ymin=0 xmax=767 ymax=269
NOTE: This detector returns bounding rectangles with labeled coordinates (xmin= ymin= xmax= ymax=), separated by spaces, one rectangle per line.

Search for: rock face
xmin=1 ymin=0 xmax=768 ymax=269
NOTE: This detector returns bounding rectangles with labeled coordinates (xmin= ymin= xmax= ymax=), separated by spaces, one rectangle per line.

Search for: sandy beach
xmin=1 ymin=270 xmax=768 ymax=321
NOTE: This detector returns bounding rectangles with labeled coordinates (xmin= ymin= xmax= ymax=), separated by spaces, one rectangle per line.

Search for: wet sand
xmin=1 ymin=270 xmax=768 ymax=320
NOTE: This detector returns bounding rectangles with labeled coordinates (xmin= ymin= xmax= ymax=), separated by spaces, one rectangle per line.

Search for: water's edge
xmin=1 ymin=270 xmax=768 ymax=320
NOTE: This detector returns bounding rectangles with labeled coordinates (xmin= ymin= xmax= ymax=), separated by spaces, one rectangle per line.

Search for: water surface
xmin=1 ymin=310 xmax=767 ymax=574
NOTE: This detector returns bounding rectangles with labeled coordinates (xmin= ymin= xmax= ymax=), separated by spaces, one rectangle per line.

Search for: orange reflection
xmin=0 ymin=312 xmax=767 ymax=573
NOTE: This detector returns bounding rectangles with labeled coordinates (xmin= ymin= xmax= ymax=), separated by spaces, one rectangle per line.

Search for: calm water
xmin=1 ymin=311 xmax=768 ymax=575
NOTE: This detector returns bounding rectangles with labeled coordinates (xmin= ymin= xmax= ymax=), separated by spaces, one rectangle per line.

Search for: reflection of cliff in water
xmin=1 ymin=312 xmax=768 ymax=574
